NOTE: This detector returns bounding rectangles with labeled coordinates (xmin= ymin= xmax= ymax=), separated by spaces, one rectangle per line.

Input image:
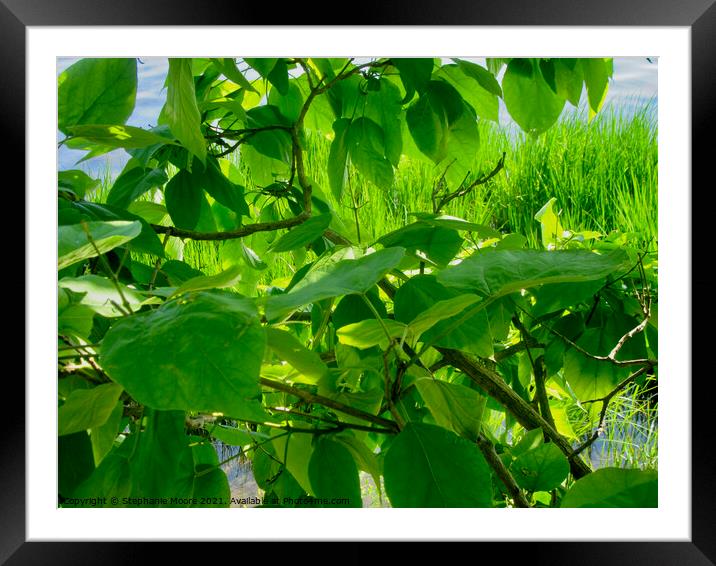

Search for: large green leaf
xmin=58 ymin=58 xmax=137 ymax=135
xmin=582 ymin=58 xmax=610 ymax=115
xmin=553 ymin=59 xmax=584 ymax=107
xmin=65 ymin=125 xmax=175 ymax=150
xmin=437 ymin=249 xmax=629 ymax=297
xmin=336 ymin=319 xmax=409 ymax=350
xmin=435 ymin=63 xmax=499 ymax=122
xmin=561 ymin=468 xmax=657 ymax=507
xmin=170 ymin=264 xmax=242 ymax=297
xmin=308 ymin=437 xmax=362 ymax=507
xmin=392 ymin=58 xmax=434 ymax=101
xmin=58 ymin=220 xmax=141 ymax=270
xmin=58 ymin=383 xmax=124 ymax=436
xmin=502 ymin=59 xmax=565 ymax=134
xmin=327 ymin=118 xmax=351 ymax=200
xmin=269 ymin=214 xmax=332 ymax=253
xmin=58 ymin=274 xmax=145 ymax=317
xmin=210 ymin=58 xmax=257 ymax=92
xmin=269 ymin=429 xmax=315 ymax=495
xmin=415 ymin=378 xmax=487 ymax=442
xmin=394 ymin=275 xmax=492 ymax=357
xmin=347 ymin=118 xmax=394 ymax=189
xmin=69 ymin=452 xmax=132 ymax=505
xmin=377 ymin=222 xmax=463 ymax=267
xmin=90 ymin=400 xmax=124 ymax=466
xmin=101 ymin=292 xmax=267 ymax=419
xmin=161 ymin=58 xmax=206 ymax=163
xmin=199 ymin=158 xmax=249 ymax=217
xmin=264 ymin=247 xmax=405 ymax=321
xmin=128 ymin=410 xmax=195 ymax=505
xmin=106 ymin=167 xmax=168 ymax=209
xmin=58 ymin=170 xmax=99 ymax=200
xmin=266 ymin=327 xmax=329 ymax=382
xmin=510 ymin=442 xmax=570 ymax=492
xmin=406 ymin=81 xmax=465 ymax=163
xmin=408 ymin=294 xmax=480 ymax=337
xmin=364 ymin=78 xmax=403 ymax=166
xmin=165 ymin=170 xmax=202 ymax=230
xmin=59 ymin=201 xmax=165 ymax=258
xmin=384 ymin=422 xmax=492 ymax=507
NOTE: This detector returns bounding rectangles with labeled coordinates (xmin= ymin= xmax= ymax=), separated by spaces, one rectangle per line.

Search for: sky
xmin=57 ymin=57 xmax=658 ymax=178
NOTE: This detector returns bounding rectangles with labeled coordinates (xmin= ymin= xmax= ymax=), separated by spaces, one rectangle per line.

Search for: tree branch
xmin=151 ymin=213 xmax=309 ymax=241
xmin=476 ymin=434 xmax=530 ymax=508
xmin=259 ymin=377 xmax=399 ymax=432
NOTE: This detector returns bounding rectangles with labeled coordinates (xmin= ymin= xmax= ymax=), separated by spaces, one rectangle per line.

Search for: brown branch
xmin=437 ymin=348 xmax=592 ymax=479
xmin=570 ymin=365 xmax=651 ymax=459
xmin=259 ymin=377 xmax=399 ymax=432
xmin=476 ymin=435 xmax=530 ymax=508
xmin=434 ymin=152 xmax=506 ymax=212
xmin=266 ymin=407 xmax=394 ymax=435
xmin=151 ymin=213 xmax=308 ymax=241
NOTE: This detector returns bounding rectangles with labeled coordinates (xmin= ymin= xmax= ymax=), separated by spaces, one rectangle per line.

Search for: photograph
xmin=56 ymin=55 xmax=659 ymax=509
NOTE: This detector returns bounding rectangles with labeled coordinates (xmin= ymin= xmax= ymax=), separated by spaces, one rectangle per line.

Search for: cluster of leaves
xmin=57 ymin=56 xmax=657 ymax=508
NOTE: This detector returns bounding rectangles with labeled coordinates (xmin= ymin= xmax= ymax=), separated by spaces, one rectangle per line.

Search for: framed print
xmin=7 ymin=0 xmax=712 ymax=562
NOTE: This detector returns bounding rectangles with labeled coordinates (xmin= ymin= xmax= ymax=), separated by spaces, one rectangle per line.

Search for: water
xmin=56 ymin=56 xmax=657 ymax=178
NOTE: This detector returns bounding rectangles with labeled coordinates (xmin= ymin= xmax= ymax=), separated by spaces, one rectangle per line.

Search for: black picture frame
xmin=8 ymin=0 xmax=711 ymax=563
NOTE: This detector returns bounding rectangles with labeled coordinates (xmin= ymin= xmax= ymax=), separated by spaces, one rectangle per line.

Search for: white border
xmin=28 ymin=26 xmax=690 ymax=541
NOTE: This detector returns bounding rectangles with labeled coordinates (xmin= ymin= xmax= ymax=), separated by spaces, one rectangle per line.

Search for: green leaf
xmin=561 ymin=468 xmax=657 ymax=507
xmin=58 ymin=58 xmax=137 ymax=135
xmin=211 ymin=425 xmax=267 ymax=446
xmin=58 ymin=274 xmax=144 ymax=317
xmin=210 ymin=58 xmax=257 ymax=92
xmin=268 ymin=214 xmax=332 ymax=253
xmin=347 ymin=118 xmax=394 ymax=189
xmin=269 ymin=429 xmax=314 ymax=495
xmin=165 ymin=170 xmax=202 ymax=230
xmin=58 ymin=170 xmax=99 ymax=200
xmin=171 ymin=264 xmax=242 ymax=297
xmin=268 ymin=80 xmax=304 ymax=123
xmin=437 ymin=249 xmax=630 ymax=297
xmin=59 ymin=432 xmax=95 ymax=498
xmin=394 ymin=275 xmax=493 ymax=357
xmin=408 ymin=294 xmax=481 ymax=338
xmin=90 ymin=400 xmax=124 ymax=466
xmin=410 ymin=213 xmax=501 ymax=238
xmin=563 ymin=327 xmax=626 ymax=401
xmin=332 ymin=432 xmax=382 ymax=494
xmin=59 ymin=383 xmax=124 ymax=436
xmin=101 ymin=292 xmax=267 ymax=419
xmin=69 ymin=453 xmax=132 ymax=505
xmin=436 ymin=63 xmax=499 ymax=122
xmin=582 ymin=58 xmax=610 ymax=117
xmin=265 ymin=248 xmax=405 ymax=321
xmin=454 ymin=58 xmax=502 ymax=97
xmin=328 ymin=118 xmax=351 ymax=200
xmin=337 ymin=319 xmax=408 ymax=350
xmin=377 ymin=222 xmax=463 ymax=267
xmin=392 ymin=58 xmax=434 ymax=101
xmin=308 ymin=437 xmax=362 ymax=507
xmin=107 ymin=167 xmax=168 ymax=209
xmin=65 ymin=125 xmax=175 ymax=150
xmin=191 ymin=440 xmax=231 ymax=507
xmin=60 ymin=201 xmax=165 ymax=257
xmin=534 ymin=197 xmax=564 ymax=249
xmin=406 ymin=80 xmax=464 ymax=163
xmin=502 ymin=59 xmax=565 ymax=134
xmin=531 ymin=279 xmax=603 ymax=318
xmin=510 ymin=442 xmax=570 ymax=492
xmin=199 ymin=158 xmax=249 ymax=217
xmin=161 ymin=58 xmax=206 ymax=163
xmin=384 ymin=422 xmax=492 ymax=507
xmin=554 ymin=59 xmax=584 ymax=107
xmin=266 ymin=327 xmax=329 ymax=382
xmin=245 ymin=105 xmax=292 ymax=163
xmin=58 ymin=220 xmax=141 ymax=270
xmin=415 ymin=378 xmax=487 ymax=442
xmin=364 ymin=79 xmax=403 ymax=166
xmin=128 ymin=410 xmax=195 ymax=504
